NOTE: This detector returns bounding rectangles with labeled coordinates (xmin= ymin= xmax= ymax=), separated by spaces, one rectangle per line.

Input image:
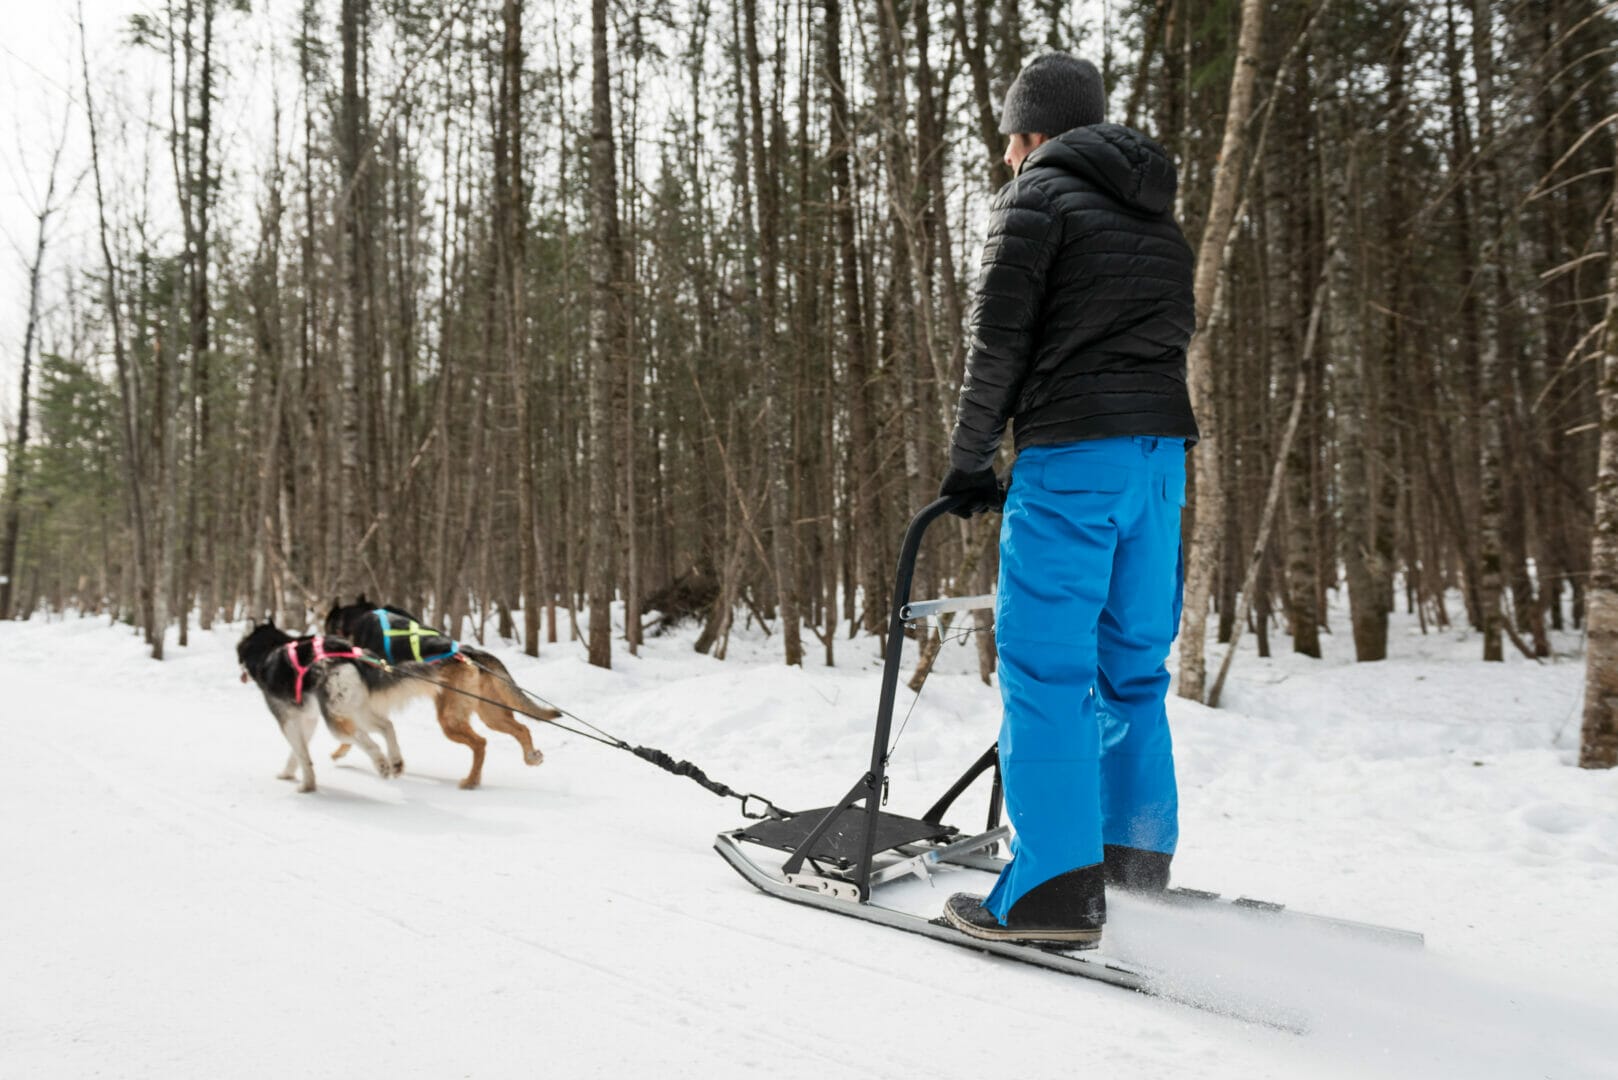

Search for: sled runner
xmin=716 ymin=496 xmax=1422 ymax=1027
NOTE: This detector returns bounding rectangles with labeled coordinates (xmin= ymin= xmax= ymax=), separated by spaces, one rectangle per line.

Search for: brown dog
xmin=325 ymin=598 xmax=560 ymax=789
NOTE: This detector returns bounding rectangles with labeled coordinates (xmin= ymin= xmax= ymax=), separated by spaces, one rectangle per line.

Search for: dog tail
xmin=461 ymin=646 xmax=563 ymax=722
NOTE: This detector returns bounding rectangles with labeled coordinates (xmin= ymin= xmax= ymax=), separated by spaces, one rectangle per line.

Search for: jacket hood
xmin=1021 ymin=123 xmax=1178 ymax=216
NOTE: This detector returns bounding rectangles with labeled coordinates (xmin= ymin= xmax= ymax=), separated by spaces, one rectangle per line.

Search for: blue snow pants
xmin=984 ymin=435 xmax=1187 ymax=922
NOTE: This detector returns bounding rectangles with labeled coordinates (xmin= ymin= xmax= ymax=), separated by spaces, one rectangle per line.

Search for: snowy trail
xmin=1 ymin=612 xmax=1615 ymax=1078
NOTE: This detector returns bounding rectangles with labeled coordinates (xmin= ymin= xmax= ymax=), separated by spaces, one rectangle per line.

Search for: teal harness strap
xmin=374 ymin=607 xmax=461 ymax=664
xmin=374 ymin=608 xmax=397 ymax=664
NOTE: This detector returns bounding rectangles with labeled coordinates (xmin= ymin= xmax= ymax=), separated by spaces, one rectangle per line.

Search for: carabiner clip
xmin=740 ymin=793 xmax=784 ymax=820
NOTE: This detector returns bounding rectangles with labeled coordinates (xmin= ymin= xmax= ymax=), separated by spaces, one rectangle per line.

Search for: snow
xmin=1 ymin=602 xmax=1615 ymax=1079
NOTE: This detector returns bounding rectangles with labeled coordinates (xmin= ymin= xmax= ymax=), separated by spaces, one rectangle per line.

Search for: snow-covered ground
xmin=1 ymin=602 xmax=1614 ymax=1079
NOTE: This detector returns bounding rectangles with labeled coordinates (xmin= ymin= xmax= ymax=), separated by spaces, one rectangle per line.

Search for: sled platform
xmin=735 ymin=807 xmax=954 ymax=869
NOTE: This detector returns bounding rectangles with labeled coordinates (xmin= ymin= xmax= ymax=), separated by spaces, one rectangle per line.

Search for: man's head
xmin=1003 ymin=132 xmax=1050 ymax=174
xmin=999 ymin=52 xmax=1105 ymax=172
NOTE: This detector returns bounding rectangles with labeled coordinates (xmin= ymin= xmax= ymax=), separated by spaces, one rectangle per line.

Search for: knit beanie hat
xmin=998 ymin=52 xmax=1105 ymax=136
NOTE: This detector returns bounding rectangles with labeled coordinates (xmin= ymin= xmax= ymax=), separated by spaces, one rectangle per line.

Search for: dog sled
xmin=714 ymin=496 xmax=1423 ymax=1027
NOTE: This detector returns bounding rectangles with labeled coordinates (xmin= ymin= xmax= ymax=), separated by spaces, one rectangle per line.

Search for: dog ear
xmin=356 ymin=592 xmax=368 ymax=605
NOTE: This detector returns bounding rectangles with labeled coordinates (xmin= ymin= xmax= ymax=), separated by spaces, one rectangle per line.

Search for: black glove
xmin=938 ymin=466 xmax=1003 ymax=519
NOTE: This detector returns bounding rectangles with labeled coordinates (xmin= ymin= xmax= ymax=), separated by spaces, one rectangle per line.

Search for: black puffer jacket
xmin=948 ymin=123 xmax=1198 ymax=474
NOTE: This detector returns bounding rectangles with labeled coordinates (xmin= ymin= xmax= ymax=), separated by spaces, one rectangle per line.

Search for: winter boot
xmin=943 ymin=865 xmax=1105 ymax=946
xmin=1103 ymin=845 xmax=1172 ymax=894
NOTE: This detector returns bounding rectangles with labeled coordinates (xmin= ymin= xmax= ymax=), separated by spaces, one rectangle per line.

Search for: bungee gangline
xmin=379 ymin=654 xmax=789 ymax=822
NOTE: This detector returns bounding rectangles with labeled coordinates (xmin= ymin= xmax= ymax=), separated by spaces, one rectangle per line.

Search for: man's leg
xmin=983 ymin=452 xmax=1117 ymax=922
xmin=1095 ymin=451 xmax=1185 ymax=889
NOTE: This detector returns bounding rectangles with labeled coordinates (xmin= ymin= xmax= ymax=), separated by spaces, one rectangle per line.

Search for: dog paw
xmin=277 ymin=770 xmax=296 ymax=781
xmin=525 ymin=751 xmax=545 ymax=766
xmin=391 ymin=760 xmax=406 ymax=777
xmin=331 ymin=744 xmax=351 ymax=761
xmin=298 ymin=781 xmax=317 ymax=794
xmin=459 ymin=777 xmax=481 ymax=790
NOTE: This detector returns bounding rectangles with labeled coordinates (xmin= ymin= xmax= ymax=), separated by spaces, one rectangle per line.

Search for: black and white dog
xmin=236 ymin=620 xmax=432 ymax=792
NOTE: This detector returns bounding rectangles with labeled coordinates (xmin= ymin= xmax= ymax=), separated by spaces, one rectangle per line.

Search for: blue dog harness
xmin=373 ymin=609 xmax=462 ymax=665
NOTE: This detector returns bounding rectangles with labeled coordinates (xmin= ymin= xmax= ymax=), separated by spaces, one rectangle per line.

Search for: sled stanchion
xmin=986 ymin=756 xmax=1004 ymax=833
xmin=780 ymin=773 xmax=875 ymax=877
xmin=921 ymin=742 xmax=999 ymax=825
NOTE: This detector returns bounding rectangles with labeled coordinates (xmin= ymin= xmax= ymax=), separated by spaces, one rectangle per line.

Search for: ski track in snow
xmin=1 ymin=607 xmax=1614 ymax=1079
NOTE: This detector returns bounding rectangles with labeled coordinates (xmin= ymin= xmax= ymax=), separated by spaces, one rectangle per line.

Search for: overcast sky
xmin=0 ymin=0 xmax=298 ymax=439
xmin=2 ymin=1 xmax=159 ymax=435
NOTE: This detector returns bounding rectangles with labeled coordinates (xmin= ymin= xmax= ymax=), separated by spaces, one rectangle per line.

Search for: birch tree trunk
xmin=1578 ymin=125 xmax=1618 ymax=769
xmin=248 ymin=167 xmax=287 ymax=621
xmin=1470 ymin=0 xmax=1508 ymax=660
xmin=500 ymin=0 xmax=540 ymax=656
xmin=337 ymin=0 xmax=368 ymax=594
xmin=190 ymin=0 xmax=217 ymax=632
xmin=1176 ymin=0 xmax=1265 ymax=701
xmin=1323 ymin=55 xmax=1386 ymax=661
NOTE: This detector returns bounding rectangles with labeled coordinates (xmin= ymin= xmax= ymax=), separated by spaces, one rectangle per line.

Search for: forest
xmin=2 ymin=0 xmax=1616 ymax=765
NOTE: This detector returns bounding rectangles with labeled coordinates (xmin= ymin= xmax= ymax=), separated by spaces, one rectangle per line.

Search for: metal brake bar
xmin=866 ymin=826 xmax=1012 ymax=888
xmin=899 ymin=594 xmax=997 ymax=621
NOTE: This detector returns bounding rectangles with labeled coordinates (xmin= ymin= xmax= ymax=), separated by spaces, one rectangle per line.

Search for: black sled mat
xmin=735 ymin=806 xmax=955 ymax=868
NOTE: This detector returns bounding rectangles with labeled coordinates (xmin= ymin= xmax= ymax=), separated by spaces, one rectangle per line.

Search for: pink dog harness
xmin=285 ymin=636 xmax=375 ymax=704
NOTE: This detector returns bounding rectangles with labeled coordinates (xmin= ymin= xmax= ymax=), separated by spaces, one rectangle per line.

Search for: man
xmin=938 ymin=52 xmax=1198 ymax=946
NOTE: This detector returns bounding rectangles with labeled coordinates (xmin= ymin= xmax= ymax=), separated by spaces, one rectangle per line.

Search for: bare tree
xmin=79 ymin=3 xmax=155 ymax=651
xmin=586 ymin=0 xmax=625 ymax=669
xmin=0 ymin=106 xmax=74 ymax=619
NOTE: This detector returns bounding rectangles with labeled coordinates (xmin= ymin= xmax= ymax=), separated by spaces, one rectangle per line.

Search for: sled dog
xmin=324 ymin=597 xmax=557 ymax=789
xmin=236 ymin=620 xmax=430 ymax=792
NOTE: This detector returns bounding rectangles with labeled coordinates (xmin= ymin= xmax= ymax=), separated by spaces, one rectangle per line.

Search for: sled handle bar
xmin=780 ymin=496 xmax=967 ymax=891
xmin=857 ymin=496 xmax=970 ymax=887
xmin=782 ymin=495 xmax=989 ymax=898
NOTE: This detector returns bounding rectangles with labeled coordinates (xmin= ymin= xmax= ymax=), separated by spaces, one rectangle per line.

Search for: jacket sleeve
xmin=948 ymin=176 xmax=1061 ymax=473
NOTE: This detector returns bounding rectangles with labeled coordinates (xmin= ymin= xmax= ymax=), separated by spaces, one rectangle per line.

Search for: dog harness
xmin=285 ymin=635 xmax=375 ymax=704
xmin=373 ymin=609 xmax=461 ymax=665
